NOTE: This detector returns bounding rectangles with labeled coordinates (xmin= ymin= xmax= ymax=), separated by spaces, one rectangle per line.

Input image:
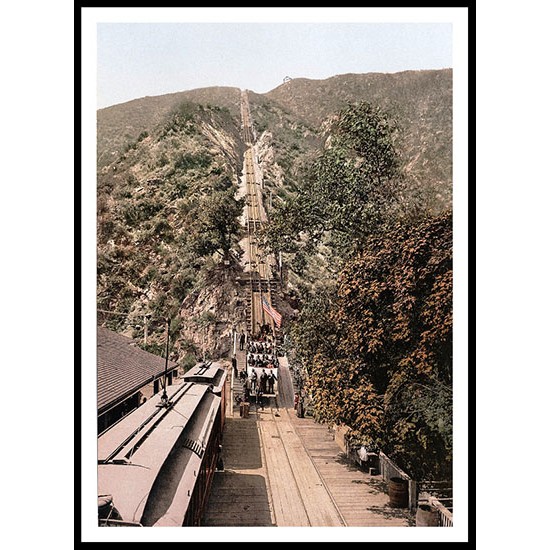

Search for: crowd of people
xmin=234 ymin=327 xmax=282 ymax=411
xmin=246 ymin=334 xmax=279 ymax=371
xmin=240 ymin=366 xmax=277 ymax=395
xmin=236 ymin=368 xmax=275 ymax=410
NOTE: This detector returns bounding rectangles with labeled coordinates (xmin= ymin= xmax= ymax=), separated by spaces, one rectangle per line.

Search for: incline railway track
xmin=237 ymin=93 xmax=348 ymax=526
xmin=257 ymin=405 xmax=347 ymax=526
xmin=240 ymin=91 xmax=278 ymax=339
xmin=240 ymin=90 xmax=255 ymax=145
xmin=203 ymin=91 xmax=415 ymax=528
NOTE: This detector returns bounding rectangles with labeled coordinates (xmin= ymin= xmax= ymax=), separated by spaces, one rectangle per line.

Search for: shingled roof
xmin=97 ymin=326 xmax=178 ymax=414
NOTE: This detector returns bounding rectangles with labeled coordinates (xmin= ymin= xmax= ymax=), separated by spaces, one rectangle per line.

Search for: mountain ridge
xmin=96 ymin=68 xmax=452 ymax=360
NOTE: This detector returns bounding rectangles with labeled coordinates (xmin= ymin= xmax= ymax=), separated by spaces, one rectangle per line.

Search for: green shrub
xmin=174 ymin=152 xmax=212 ymax=171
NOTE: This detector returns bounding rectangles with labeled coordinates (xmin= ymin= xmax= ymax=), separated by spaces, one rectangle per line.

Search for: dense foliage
xmin=271 ymin=102 xmax=453 ymax=480
xmin=292 ymin=212 xmax=452 ymax=480
xmin=262 ymin=102 xmax=402 ymax=273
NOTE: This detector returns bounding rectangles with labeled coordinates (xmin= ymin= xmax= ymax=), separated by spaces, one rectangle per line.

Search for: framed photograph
xmin=80 ymin=6 xmax=471 ymax=544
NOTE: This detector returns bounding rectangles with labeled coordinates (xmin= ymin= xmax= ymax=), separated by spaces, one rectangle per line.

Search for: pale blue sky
xmin=97 ymin=23 xmax=452 ymax=109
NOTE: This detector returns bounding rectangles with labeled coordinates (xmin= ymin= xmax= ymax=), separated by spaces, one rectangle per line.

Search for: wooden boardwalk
xmin=291 ymin=418 xmax=414 ymax=527
xmin=202 ymin=413 xmax=273 ymax=526
xmin=203 ymin=392 xmax=413 ymax=527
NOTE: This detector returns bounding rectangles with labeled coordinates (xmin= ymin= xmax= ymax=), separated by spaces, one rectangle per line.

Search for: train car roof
xmin=98 ymin=381 xmax=220 ymax=526
xmin=182 ymin=361 xmax=227 ymax=392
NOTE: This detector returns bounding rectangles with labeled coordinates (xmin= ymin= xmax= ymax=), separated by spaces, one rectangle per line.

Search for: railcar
xmin=182 ymin=361 xmax=228 ymax=430
xmin=97 ymin=379 xmax=222 ymax=526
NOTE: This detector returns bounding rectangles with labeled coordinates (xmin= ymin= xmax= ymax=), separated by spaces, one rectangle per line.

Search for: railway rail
xmin=256 ymin=405 xmax=346 ymax=526
xmin=240 ymin=91 xmax=278 ymax=340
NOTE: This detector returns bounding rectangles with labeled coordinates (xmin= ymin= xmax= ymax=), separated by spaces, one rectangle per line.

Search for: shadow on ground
xmin=222 ymin=416 xmax=263 ymax=470
xmin=365 ymin=504 xmax=415 ymax=526
xmin=202 ymin=472 xmax=274 ymax=527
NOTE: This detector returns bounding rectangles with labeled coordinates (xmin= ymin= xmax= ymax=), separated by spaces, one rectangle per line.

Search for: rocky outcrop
xmin=178 ymin=262 xmax=248 ymax=360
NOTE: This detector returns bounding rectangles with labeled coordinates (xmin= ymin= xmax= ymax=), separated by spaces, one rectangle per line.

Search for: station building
xmin=97 ymin=326 xmax=179 ymax=433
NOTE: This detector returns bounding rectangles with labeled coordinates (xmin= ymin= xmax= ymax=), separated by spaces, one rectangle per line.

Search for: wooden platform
xmin=202 ymin=397 xmax=414 ymax=527
xmin=202 ymin=414 xmax=273 ymax=527
xmin=291 ymin=418 xmax=414 ymax=527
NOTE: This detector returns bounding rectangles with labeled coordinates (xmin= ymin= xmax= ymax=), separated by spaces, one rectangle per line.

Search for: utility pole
xmin=144 ymin=314 xmax=149 ymax=346
xmin=203 ymin=326 xmax=206 ymax=363
xmin=158 ymin=317 xmax=171 ymax=408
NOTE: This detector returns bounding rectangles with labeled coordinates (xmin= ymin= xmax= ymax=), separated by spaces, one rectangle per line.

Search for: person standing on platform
xmin=239 ymin=331 xmax=246 ymax=351
xmin=267 ymin=372 xmax=274 ymax=394
xmin=232 ymin=354 xmax=238 ymax=378
xmin=260 ymin=369 xmax=267 ymax=393
xmin=257 ymin=390 xmax=264 ymax=410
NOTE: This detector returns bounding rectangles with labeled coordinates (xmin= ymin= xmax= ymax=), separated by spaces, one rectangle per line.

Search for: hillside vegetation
xmin=250 ymin=69 xmax=452 ymax=220
xmin=97 ymin=86 xmax=242 ymax=168
xmin=96 ymin=71 xmax=454 ymax=475
xmin=97 ymin=99 xmax=245 ymax=361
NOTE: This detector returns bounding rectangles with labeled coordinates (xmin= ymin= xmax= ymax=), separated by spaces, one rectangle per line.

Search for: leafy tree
xmin=290 ymin=286 xmax=340 ymax=363
xmin=184 ymin=190 xmax=244 ymax=258
xmin=262 ymin=101 xmax=402 ymax=267
xmin=303 ymin=212 xmax=452 ymax=480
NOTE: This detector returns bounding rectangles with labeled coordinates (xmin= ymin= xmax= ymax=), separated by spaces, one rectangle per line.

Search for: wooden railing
xmin=378 ymin=451 xmax=417 ymax=512
xmin=343 ymin=439 xmax=453 ymax=525
xmin=423 ymin=494 xmax=453 ymax=527
xmin=418 ymin=480 xmax=453 ymax=527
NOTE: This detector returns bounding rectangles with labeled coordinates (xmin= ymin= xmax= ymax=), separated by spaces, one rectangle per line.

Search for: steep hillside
xmin=97 ymin=86 xmax=242 ymax=168
xmin=97 ymin=98 xmax=246 ymax=362
xmin=96 ymin=69 xmax=452 ymax=362
xmin=250 ymin=70 xmax=452 ymax=215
